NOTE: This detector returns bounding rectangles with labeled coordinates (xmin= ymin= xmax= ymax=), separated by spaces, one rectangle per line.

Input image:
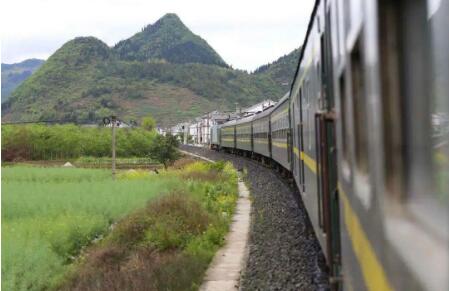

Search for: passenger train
xmin=211 ymin=0 xmax=449 ymax=290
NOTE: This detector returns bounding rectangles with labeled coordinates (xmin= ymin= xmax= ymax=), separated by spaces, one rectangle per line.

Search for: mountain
xmin=113 ymin=13 xmax=227 ymax=67
xmin=1 ymin=59 xmax=44 ymax=100
xmin=254 ymin=48 xmax=301 ymax=89
xmin=3 ymin=14 xmax=298 ymax=126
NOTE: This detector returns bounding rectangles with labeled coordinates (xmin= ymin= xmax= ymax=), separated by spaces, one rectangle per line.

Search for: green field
xmin=2 ymin=161 xmax=238 ymax=291
xmin=1 ymin=166 xmax=180 ymax=290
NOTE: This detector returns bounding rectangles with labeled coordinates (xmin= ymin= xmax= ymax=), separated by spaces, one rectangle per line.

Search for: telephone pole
xmin=111 ymin=115 xmax=117 ymax=180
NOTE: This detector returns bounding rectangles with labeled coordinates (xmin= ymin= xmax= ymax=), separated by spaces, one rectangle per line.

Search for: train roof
xmin=218 ymin=92 xmax=288 ymax=128
xmin=234 ymin=114 xmax=256 ymax=126
xmin=219 ymin=118 xmax=238 ymax=128
xmin=289 ymin=0 xmax=320 ymax=97
xmin=270 ymin=92 xmax=290 ymax=112
xmin=252 ymin=104 xmax=275 ymax=120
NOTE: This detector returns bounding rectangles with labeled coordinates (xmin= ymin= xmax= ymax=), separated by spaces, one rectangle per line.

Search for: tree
xmin=149 ymin=133 xmax=180 ymax=169
xmin=142 ymin=114 xmax=156 ymax=131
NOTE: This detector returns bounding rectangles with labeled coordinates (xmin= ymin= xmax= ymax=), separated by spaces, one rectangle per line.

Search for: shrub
xmin=1 ymin=124 xmax=157 ymax=161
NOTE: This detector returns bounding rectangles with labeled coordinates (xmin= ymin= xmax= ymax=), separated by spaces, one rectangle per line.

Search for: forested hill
xmin=3 ymin=14 xmax=300 ymax=126
xmin=254 ymin=48 xmax=301 ymax=90
xmin=114 ymin=13 xmax=227 ymax=67
xmin=1 ymin=59 xmax=45 ymax=101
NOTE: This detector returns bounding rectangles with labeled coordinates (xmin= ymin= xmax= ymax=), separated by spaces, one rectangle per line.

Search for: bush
xmin=148 ymin=133 xmax=180 ymax=169
xmin=60 ymin=161 xmax=238 ymax=291
xmin=1 ymin=124 xmax=157 ymax=161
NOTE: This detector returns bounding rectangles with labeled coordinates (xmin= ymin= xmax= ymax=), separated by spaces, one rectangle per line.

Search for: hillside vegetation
xmin=1 ymin=59 xmax=44 ymax=100
xmin=114 ymin=13 xmax=227 ymax=67
xmin=254 ymin=48 xmax=301 ymax=89
xmin=3 ymin=14 xmax=300 ymax=126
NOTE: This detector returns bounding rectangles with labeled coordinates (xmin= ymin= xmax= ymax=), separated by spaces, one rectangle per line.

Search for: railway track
xmin=181 ymin=145 xmax=329 ymax=291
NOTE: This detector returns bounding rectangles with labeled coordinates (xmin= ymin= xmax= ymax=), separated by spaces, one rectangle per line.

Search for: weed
xmin=2 ymin=160 xmax=238 ymax=291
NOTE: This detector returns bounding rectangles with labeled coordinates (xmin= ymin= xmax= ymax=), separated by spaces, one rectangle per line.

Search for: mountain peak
xmin=48 ymin=36 xmax=111 ymax=66
xmin=159 ymin=13 xmax=182 ymax=22
xmin=113 ymin=14 xmax=227 ymax=67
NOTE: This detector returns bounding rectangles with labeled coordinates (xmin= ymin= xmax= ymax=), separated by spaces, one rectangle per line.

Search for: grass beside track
xmin=2 ymin=161 xmax=238 ymax=291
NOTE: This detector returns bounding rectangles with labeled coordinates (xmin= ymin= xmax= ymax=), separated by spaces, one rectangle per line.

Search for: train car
xmin=201 ymin=0 xmax=448 ymax=289
xmin=210 ymin=124 xmax=220 ymax=150
xmin=219 ymin=120 xmax=237 ymax=150
xmin=252 ymin=107 xmax=274 ymax=158
xmin=270 ymin=93 xmax=291 ymax=171
xmin=289 ymin=0 xmax=331 ymax=270
xmin=235 ymin=115 xmax=255 ymax=152
xmin=290 ymin=0 xmax=449 ymax=290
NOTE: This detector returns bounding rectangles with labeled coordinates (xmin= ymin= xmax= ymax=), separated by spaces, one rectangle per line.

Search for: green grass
xmin=1 ymin=166 xmax=181 ymax=291
xmin=2 ymin=161 xmax=239 ymax=291
xmin=62 ymin=160 xmax=238 ymax=291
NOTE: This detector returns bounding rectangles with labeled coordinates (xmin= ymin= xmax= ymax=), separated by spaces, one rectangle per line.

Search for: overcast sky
xmin=1 ymin=0 xmax=314 ymax=71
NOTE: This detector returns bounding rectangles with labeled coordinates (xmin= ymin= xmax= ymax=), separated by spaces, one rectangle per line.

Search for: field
xmin=2 ymin=162 xmax=238 ymax=291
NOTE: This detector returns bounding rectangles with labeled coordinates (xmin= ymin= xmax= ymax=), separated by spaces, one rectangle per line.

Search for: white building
xmin=173 ymin=100 xmax=276 ymax=146
xmin=197 ymin=111 xmax=230 ymax=144
xmin=241 ymin=99 xmax=276 ymax=116
xmin=105 ymin=120 xmax=131 ymax=128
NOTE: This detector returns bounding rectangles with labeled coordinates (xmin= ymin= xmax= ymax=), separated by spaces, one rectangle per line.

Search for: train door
xmin=298 ymin=88 xmax=306 ymax=192
xmin=315 ymin=5 xmax=341 ymax=289
xmin=287 ymin=107 xmax=293 ymax=168
xmin=292 ymin=101 xmax=298 ymax=179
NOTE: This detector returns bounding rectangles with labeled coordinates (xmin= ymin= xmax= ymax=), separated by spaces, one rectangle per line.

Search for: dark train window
xmin=378 ymin=0 xmax=405 ymax=198
xmin=339 ymin=74 xmax=350 ymax=164
xmin=350 ymin=36 xmax=369 ymax=174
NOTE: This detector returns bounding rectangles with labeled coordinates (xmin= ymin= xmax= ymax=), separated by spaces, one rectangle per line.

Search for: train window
xmin=339 ymin=74 xmax=351 ymax=167
xmin=379 ymin=3 xmax=449 ymax=289
xmin=350 ymin=36 xmax=369 ymax=174
xmin=428 ymin=0 xmax=449 ymax=205
xmin=378 ymin=0 xmax=405 ymax=198
xmin=305 ymin=80 xmax=312 ymax=151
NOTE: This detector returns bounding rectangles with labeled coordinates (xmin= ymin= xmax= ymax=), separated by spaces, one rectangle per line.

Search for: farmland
xmin=2 ymin=161 xmax=238 ymax=291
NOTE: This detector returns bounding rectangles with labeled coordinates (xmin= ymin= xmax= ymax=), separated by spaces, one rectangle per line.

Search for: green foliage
xmin=254 ymin=47 xmax=301 ymax=88
xmin=58 ymin=161 xmax=238 ymax=291
xmin=142 ymin=114 xmax=156 ymax=131
xmin=1 ymin=124 xmax=157 ymax=161
xmin=149 ymin=133 xmax=180 ymax=169
xmin=113 ymin=13 xmax=227 ymax=67
xmin=1 ymin=59 xmax=44 ymax=101
xmin=1 ymin=166 xmax=182 ymax=291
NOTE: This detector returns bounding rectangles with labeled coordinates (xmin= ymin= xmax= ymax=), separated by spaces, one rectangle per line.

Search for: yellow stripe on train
xmin=272 ymin=141 xmax=288 ymax=149
xmin=339 ymin=186 xmax=393 ymax=291
xmin=298 ymin=149 xmax=393 ymax=291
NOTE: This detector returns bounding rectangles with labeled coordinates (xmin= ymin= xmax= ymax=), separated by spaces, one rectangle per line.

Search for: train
xmin=211 ymin=0 xmax=449 ymax=290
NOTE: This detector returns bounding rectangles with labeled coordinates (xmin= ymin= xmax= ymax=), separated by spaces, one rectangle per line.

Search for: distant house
xmin=241 ymin=99 xmax=276 ymax=116
xmin=157 ymin=127 xmax=166 ymax=135
xmin=104 ymin=120 xmax=131 ymax=128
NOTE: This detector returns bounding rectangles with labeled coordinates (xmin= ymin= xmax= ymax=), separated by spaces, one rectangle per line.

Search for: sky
xmin=0 ymin=0 xmax=315 ymax=71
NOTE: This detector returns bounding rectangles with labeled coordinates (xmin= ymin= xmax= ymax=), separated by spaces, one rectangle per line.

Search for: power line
xmin=1 ymin=119 xmax=99 ymax=125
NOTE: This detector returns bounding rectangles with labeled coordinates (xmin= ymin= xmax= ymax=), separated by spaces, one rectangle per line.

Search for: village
xmin=166 ymin=99 xmax=276 ymax=145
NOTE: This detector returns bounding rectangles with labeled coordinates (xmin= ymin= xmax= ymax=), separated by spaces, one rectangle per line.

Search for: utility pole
xmin=111 ymin=115 xmax=117 ymax=180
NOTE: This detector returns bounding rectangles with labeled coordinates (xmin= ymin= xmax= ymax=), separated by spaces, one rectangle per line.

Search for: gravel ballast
xmin=181 ymin=145 xmax=329 ymax=291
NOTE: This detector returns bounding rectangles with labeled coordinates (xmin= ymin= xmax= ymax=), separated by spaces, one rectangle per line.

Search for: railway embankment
xmin=181 ymin=145 xmax=329 ymax=290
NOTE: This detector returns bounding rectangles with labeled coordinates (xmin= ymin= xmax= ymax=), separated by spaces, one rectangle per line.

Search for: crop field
xmin=2 ymin=161 xmax=238 ymax=291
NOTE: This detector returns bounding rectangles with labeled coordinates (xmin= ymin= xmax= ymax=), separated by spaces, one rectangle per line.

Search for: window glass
xmin=429 ymin=1 xmax=449 ymax=204
xmin=339 ymin=74 xmax=350 ymax=164
xmin=350 ymin=37 xmax=369 ymax=174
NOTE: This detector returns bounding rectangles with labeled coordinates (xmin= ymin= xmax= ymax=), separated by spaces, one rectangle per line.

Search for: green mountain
xmin=114 ymin=13 xmax=227 ymax=67
xmin=254 ymin=48 xmax=301 ymax=89
xmin=1 ymin=58 xmax=44 ymax=100
xmin=3 ymin=14 xmax=298 ymax=126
